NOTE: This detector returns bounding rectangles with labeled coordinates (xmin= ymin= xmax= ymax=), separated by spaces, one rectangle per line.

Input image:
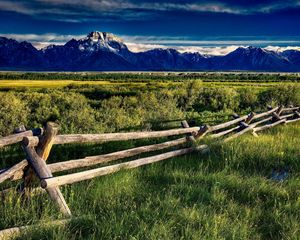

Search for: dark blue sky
xmin=1 ymin=0 xmax=300 ymax=53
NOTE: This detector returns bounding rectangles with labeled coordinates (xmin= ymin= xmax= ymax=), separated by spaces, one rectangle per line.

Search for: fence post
xmin=276 ymin=105 xmax=284 ymax=115
xmin=245 ymin=112 xmax=256 ymax=124
xmin=181 ymin=120 xmax=196 ymax=143
xmin=22 ymin=122 xmax=58 ymax=195
xmin=21 ymin=122 xmax=72 ymax=217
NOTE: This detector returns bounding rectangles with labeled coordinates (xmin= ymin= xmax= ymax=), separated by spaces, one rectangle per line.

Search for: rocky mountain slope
xmin=0 ymin=31 xmax=299 ymax=71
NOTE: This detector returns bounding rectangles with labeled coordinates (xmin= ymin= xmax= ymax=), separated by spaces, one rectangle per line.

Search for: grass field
xmin=0 ymin=78 xmax=298 ymax=90
xmin=0 ymin=80 xmax=147 ymax=89
xmin=1 ymin=122 xmax=299 ymax=239
xmin=0 ymin=72 xmax=299 ymax=239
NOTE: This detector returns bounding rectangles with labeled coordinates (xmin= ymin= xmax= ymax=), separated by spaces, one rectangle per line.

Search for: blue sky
xmin=1 ymin=0 xmax=300 ymax=54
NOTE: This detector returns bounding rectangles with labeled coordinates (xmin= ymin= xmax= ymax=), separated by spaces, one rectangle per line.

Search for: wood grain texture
xmin=23 ymin=143 xmax=71 ymax=217
xmin=181 ymin=121 xmax=196 ymax=142
xmin=41 ymin=145 xmax=209 ymax=188
xmin=54 ymin=127 xmax=201 ymax=145
xmin=253 ymin=118 xmax=286 ymax=132
xmin=48 ymin=137 xmax=187 ymax=173
xmin=0 ymin=128 xmax=42 ymax=148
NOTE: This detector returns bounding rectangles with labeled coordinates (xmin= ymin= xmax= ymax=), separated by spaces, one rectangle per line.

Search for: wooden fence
xmin=0 ymin=105 xmax=299 ymax=238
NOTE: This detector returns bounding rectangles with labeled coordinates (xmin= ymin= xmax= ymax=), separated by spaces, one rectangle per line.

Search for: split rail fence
xmin=0 ymin=105 xmax=299 ymax=238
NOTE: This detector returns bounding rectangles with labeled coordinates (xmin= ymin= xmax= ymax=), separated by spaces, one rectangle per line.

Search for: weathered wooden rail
xmin=0 ymin=105 xmax=299 ymax=238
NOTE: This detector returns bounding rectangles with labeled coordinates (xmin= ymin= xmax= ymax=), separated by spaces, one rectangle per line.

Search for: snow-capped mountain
xmin=0 ymin=31 xmax=300 ymax=71
xmin=210 ymin=46 xmax=297 ymax=72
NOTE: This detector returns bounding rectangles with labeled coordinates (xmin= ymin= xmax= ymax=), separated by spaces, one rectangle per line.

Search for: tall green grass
xmin=1 ymin=123 xmax=299 ymax=239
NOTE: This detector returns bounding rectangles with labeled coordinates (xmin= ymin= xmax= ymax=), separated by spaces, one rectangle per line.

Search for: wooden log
xmin=54 ymin=127 xmax=200 ymax=145
xmin=209 ymin=107 xmax=278 ymax=132
xmin=0 ymin=219 xmax=72 ymax=240
xmin=0 ymin=128 xmax=42 ymax=148
xmin=223 ymin=115 xmax=274 ymax=142
xmin=0 ymin=129 xmax=42 ymax=184
xmin=208 ymin=115 xmax=248 ymax=132
xmin=22 ymin=136 xmax=40 ymax=147
xmin=231 ymin=113 xmax=247 ymax=128
xmin=22 ymin=123 xmax=58 ymax=194
xmin=41 ymin=145 xmax=209 ymax=188
xmin=276 ymin=105 xmax=284 ymax=115
xmin=294 ymin=111 xmax=300 ymax=118
xmin=223 ymin=126 xmax=253 ymax=142
xmin=251 ymin=116 xmax=272 ymax=127
xmin=285 ymin=118 xmax=300 ymax=124
xmin=253 ymin=118 xmax=286 ymax=132
xmin=239 ymin=122 xmax=249 ymax=129
xmin=36 ymin=122 xmax=59 ymax=160
xmin=248 ymin=116 xmax=273 ymax=137
xmin=252 ymin=131 xmax=259 ymax=137
xmin=181 ymin=121 xmax=196 ymax=142
xmin=245 ymin=112 xmax=256 ymax=124
xmin=0 ymin=160 xmax=28 ymax=184
xmin=195 ymin=125 xmax=210 ymax=138
xmin=210 ymin=126 xmax=240 ymax=138
xmin=282 ymin=106 xmax=299 ymax=112
xmin=272 ymin=112 xmax=281 ymax=121
xmin=22 ymin=142 xmax=71 ymax=217
xmin=279 ymin=113 xmax=296 ymax=119
xmin=22 ymin=123 xmax=72 ymax=217
xmin=47 ymin=137 xmax=188 ymax=173
xmin=210 ymin=114 xmax=272 ymax=139
xmin=252 ymin=107 xmax=279 ymax=120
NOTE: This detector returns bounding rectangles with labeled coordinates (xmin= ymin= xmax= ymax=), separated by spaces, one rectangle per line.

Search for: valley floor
xmin=1 ymin=123 xmax=299 ymax=239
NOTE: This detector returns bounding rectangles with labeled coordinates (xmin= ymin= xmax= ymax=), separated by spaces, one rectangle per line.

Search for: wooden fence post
xmin=22 ymin=137 xmax=72 ymax=217
xmin=21 ymin=122 xmax=72 ymax=217
xmin=195 ymin=125 xmax=210 ymax=139
xmin=245 ymin=112 xmax=256 ymax=124
xmin=276 ymin=105 xmax=284 ymax=116
xmin=232 ymin=113 xmax=255 ymax=136
xmin=181 ymin=120 xmax=196 ymax=143
xmin=22 ymin=122 xmax=58 ymax=194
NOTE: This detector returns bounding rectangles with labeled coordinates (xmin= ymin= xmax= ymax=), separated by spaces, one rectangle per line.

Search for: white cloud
xmin=264 ymin=46 xmax=300 ymax=52
xmin=0 ymin=33 xmax=85 ymax=48
xmin=2 ymin=32 xmax=300 ymax=56
xmin=125 ymin=42 xmax=241 ymax=55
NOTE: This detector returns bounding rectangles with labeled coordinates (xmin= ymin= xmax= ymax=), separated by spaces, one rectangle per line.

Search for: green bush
xmin=193 ymin=87 xmax=239 ymax=112
xmin=0 ymin=92 xmax=29 ymax=136
xmin=237 ymin=88 xmax=258 ymax=110
xmin=258 ymin=84 xmax=300 ymax=107
xmin=20 ymin=91 xmax=100 ymax=134
xmin=97 ymin=92 xmax=184 ymax=131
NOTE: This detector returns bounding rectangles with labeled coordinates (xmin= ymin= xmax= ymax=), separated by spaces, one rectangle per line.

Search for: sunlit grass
xmin=1 ymin=79 xmax=298 ymax=90
xmin=0 ymin=80 xmax=149 ymax=89
xmin=1 ymin=122 xmax=299 ymax=239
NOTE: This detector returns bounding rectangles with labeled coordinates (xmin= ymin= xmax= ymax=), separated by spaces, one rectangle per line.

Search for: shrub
xmin=97 ymin=92 xmax=184 ymax=131
xmin=20 ymin=91 xmax=100 ymax=134
xmin=0 ymin=92 xmax=29 ymax=136
xmin=258 ymin=84 xmax=300 ymax=107
xmin=237 ymin=88 xmax=258 ymax=110
xmin=193 ymin=87 xmax=239 ymax=112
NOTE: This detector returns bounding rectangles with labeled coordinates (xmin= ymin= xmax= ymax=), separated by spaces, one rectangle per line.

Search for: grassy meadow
xmin=0 ymin=72 xmax=300 ymax=239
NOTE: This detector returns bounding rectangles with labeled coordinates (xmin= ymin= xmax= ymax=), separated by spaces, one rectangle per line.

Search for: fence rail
xmin=0 ymin=105 xmax=299 ymax=238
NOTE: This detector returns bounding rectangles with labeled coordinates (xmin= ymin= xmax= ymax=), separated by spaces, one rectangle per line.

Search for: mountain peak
xmin=86 ymin=31 xmax=123 ymax=43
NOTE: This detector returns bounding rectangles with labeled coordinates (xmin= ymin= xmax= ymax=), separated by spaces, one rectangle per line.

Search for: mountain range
xmin=1 ymin=31 xmax=300 ymax=72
